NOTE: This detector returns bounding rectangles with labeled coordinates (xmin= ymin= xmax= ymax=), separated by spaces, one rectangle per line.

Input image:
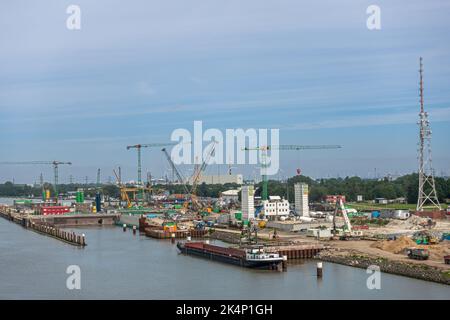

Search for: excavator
xmin=332 ymin=198 xmax=363 ymax=240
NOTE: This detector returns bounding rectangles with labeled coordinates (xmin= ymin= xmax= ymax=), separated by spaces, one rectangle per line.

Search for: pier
xmin=0 ymin=204 xmax=119 ymax=246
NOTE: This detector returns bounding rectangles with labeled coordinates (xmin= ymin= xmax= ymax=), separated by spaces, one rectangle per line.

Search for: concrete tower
xmin=241 ymin=185 xmax=255 ymax=220
xmin=294 ymin=183 xmax=309 ymax=217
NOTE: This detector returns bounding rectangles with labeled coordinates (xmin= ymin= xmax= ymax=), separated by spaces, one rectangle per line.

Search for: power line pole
xmin=417 ymin=57 xmax=441 ymax=211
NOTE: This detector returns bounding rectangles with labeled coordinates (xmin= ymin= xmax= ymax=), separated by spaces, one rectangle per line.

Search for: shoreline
xmin=316 ymin=249 xmax=450 ymax=285
xmin=210 ymin=228 xmax=450 ymax=285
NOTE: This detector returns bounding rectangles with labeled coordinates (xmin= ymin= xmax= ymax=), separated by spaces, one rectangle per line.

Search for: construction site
xmin=0 ymin=58 xmax=449 ymax=284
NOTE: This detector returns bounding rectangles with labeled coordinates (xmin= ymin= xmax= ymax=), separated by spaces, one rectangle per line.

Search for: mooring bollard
xmin=171 ymin=233 xmax=175 ymax=244
xmin=123 ymin=224 xmax=127 ymax=232
xmin=81 ymin=234 xmax=86 ymax=246
xmin=132 ymin=225 xmax=137 ymax=235
xmin=317 ymin=262 xmax=323 ymax=278
xmin=282 ymin=255 xmax=288 ymax=272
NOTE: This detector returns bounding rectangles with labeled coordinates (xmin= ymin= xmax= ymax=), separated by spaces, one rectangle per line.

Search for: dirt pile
xmin=371 ymin=236 xmax=417 ymax=254
xmin=428 ymin=244 xmax=450 ymax=261
xmin=372 ymin=236 xmax=450 ymax=261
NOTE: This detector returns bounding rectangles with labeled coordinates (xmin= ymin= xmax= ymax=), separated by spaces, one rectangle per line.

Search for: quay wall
xmin=209 ymin=230 xmax=241 ymax=244
xmin=40 ymin=214 xmax=119 ymax=226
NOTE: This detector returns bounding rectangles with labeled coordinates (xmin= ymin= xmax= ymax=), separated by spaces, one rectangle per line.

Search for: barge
xmin=177 ymin=241 xmax=285 ymax=271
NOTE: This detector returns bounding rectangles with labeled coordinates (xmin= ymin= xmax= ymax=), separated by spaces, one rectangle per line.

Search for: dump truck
xmin=406 ymin=248 xmax=429 ymax=260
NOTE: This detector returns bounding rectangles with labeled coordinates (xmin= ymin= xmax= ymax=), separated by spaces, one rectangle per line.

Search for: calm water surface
xmin=0 ymin=200 xmax=449 ymax=299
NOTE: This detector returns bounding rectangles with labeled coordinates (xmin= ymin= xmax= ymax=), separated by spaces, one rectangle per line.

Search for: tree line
xmin=1 ymin=173 xmax=449 ymax=204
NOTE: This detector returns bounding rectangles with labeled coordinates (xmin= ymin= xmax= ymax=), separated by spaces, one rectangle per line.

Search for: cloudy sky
xmin=1 ymin=0 xmax=449 ymax=183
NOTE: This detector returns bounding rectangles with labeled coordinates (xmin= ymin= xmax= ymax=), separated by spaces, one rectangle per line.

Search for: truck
xmin=406 ymin=248 xmax=429 ymax=260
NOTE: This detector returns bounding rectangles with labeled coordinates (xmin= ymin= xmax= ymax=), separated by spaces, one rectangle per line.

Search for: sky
xmin=0 ymin=0 xmax=450 ymax=184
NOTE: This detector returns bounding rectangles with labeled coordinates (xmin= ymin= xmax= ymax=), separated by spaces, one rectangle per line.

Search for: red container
xmin=40 ymin=206 xmax=70 ymax=215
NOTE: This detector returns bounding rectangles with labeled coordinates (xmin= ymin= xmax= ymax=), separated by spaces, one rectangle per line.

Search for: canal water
xmin=0 ymin=218 xmax=449 ymax=299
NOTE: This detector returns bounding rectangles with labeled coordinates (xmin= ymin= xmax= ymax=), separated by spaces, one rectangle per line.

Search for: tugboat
xmin=177 ymin=241 xmax=285 ymax=271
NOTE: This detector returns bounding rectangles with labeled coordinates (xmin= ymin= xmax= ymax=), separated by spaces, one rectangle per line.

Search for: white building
xmin=261 ymin=196 xmax=290 ymax=220
xmin=241 ymin=185 xmax=255 ymax=220
xmin=294 ymin=183 xmax=309 ymax=217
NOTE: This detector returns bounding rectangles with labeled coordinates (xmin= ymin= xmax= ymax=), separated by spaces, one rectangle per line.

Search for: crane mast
xmin=126 ymin=143 xmax=178 ymax=185
xmin=127 ymin=142 xmax=178 ymax=205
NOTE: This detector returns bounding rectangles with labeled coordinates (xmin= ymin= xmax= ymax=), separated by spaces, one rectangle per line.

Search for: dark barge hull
xmin=177 ymin=243 xmax=283 ymax=270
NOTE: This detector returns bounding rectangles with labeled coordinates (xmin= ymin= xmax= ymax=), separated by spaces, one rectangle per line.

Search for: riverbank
xmin=317 ymin=248 xmax=450 ymax=285
xmin=209 ymin=227 xmax=450 ymax=285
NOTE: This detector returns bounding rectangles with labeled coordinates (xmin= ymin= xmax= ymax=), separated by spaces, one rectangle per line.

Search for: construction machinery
xmin=185 ymin=142 xmax=217 ymax=211
xmin=413 ymin=231 xmax=439 ymax=245
xmin=332 ymin=197 xmax=363 ymax=239
xmin=126 ymin=143 xmax=181 ymax=184
xmin=127 ymin=142 xmax=192 ymax=203
xmin=126 ymin=143 xmax=179 ymax=202
xmin=406 ymin=248 xmax=429 ymax=260
xmin=161 ymin=148 xmax=190 ymax=195
xmin=0 ymin=161 xmax=72 ymax=199
xmin=242 ymin=145 xmax=342 ymax=200
xmin=113 ymin=168 xmax=150 ymax=208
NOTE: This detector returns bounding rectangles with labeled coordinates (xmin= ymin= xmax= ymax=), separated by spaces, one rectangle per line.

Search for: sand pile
xmin=428 ymin=245 xmax=450 ymax=261
xmin=371 ymin=236 xmax=417 ymax=254
xmin=372 ymin=236 xmax=450 ymax=261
